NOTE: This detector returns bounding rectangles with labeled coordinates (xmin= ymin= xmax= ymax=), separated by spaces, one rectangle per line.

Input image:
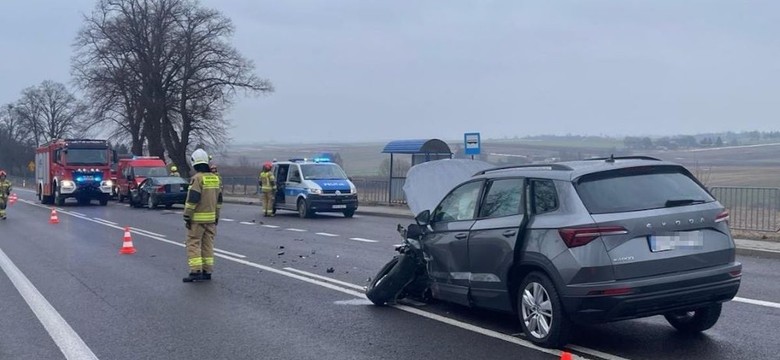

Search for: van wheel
xmin=664 ymin=303 xmax=722 ymax=333
xmin=297 ymin=199 xmax=310 ymax=218
xmin=518 ymin=272 xmax=572 ymax=348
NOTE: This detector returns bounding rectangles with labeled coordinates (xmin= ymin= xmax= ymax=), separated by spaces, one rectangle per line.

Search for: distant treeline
xmin=624 ymin=131 xmax=780 ymax=151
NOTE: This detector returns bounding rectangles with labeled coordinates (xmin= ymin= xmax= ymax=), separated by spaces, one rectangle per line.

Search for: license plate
xmin=333 ymin=204 xmax=347 ymax=209
xmin=648 ymin=231 xmax=704 ymax=252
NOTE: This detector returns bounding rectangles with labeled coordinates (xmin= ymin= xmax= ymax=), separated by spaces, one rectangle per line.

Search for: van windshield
xmin=300 ymin=164 xmax=347 ymax=180
xmin=575 ymin=166 xmax=714 ymax=214
xmin=134 ymin=167 xmax=169 ymax=177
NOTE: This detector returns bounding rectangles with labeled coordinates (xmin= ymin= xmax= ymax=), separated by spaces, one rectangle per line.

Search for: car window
xmin=576 ymin=166 xmax=714 ymax=214
xmin=289 ymin=166 xmax=302 ymax=182
xmin=479 ymin=178 xmax=524 ymax=218
xmin=433 ymin=181 xmax=483 ymax=223
xmin=532 ymin=179 xmax=559 ymax=214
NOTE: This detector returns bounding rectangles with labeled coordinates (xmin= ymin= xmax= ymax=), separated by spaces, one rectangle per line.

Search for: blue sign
xmin=464 ymin=132 xmax=481 ymax=155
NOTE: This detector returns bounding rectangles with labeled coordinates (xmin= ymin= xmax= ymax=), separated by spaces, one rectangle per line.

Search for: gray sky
xmin=2 ymin=1 xmax=779 ymax=144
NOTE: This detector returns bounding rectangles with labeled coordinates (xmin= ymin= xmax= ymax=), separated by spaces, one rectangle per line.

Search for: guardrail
xmin=710 ymin=186 xmax=780 ymax=232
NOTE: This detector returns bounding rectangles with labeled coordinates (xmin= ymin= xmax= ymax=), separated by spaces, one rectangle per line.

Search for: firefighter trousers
xmin=0 ymin=198 xmax=6 ymax=218
xmin=262 ymin=191 xmax=274 ymax=215
xmin=186 ymin=223 xmax=216 ymax=273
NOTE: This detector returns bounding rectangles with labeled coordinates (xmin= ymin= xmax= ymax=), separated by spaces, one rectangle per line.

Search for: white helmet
xmin=191 ymin=149 xmax=210 ymax=166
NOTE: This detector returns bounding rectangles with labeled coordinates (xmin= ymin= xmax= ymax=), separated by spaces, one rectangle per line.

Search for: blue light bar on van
xmin=313 ymin=157 xmax=331 ymax=163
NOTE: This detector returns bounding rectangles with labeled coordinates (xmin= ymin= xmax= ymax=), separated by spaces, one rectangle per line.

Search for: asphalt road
xmin=1 ymin=190 xmax=779 ymax=360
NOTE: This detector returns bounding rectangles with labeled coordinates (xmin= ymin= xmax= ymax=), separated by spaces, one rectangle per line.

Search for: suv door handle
xmin=454 ymin=233 xmax=468 ymax=240
xmin=502 ymin=230 xmax=517 ymax=237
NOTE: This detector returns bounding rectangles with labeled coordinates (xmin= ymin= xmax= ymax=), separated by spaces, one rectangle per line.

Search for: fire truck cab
xmin=35 ymin=139 xmax=116 ymax=206
xmin=116 ymin=156 xmax=169 ymax=203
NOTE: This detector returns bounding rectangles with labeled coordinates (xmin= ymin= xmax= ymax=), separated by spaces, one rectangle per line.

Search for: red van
xmin=117 ymin=157 xmax=169 ymax=202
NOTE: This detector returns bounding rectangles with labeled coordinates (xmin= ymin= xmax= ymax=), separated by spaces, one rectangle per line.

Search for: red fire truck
xmin=35 ymin=139 xmax=116 ymax=206
xmin=116 ymin=156 xmax=168 ymax=203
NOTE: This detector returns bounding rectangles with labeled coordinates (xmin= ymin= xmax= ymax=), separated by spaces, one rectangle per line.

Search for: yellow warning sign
xmin=27 ymin=161 xmax=35 ymax=172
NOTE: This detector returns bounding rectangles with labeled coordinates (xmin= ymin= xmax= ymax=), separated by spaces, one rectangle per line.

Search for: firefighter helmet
xmin=0 ymin=170 xmax=6 ymax=177
xmin=170 ymin=165 xmax=178 ymax=172
xmin=191 ymin=149 xmax=210 ymax=166
xmin=263 ymin=162 xmax=272 ymax=171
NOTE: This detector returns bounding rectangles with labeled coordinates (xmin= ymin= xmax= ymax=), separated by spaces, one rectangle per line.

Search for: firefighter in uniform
xmin=259 ymin=162 xmax=276 ymax=217
xmin=182 ymin=149 xmax=223 ymax=282
xmin=0 ymin=171 xmax=11 ymax=220
xmin=170 ymin=165 xmax=180 ymax=177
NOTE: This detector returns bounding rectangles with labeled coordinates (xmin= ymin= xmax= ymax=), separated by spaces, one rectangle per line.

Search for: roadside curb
xmin=736 ymin=247 xmax=780 ymax=260
xmin=222 ymin=197 xmax=413 ymax=219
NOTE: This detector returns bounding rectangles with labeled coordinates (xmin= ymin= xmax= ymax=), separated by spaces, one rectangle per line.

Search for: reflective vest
xmin=184 ymin=172 xmax=222 ymax=224
xmin=260 ymin=171 xmax=275 ymax=192
xmin=0 ymin=180 xmax=11 ymax=199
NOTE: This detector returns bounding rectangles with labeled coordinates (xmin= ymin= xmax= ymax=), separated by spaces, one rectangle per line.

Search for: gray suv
xmin=413 ymin=156 xmax=741 ymax=348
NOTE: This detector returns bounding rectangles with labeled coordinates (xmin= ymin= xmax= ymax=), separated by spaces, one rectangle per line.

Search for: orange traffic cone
xmin=120 ymin=227 xmax=136 ymax=254
xmin=9 ymin=193 xmax=16 ymax=205
xmin=560 ymin=351 xmax=573 ymax=360
xmin=49 ymin=208 xmax=60 ymax=224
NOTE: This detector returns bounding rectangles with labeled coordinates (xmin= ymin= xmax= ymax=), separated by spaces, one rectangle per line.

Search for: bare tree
xmin=73 ymin=0 xmax=272 ymax=175
xmin=13 ymin=81 xmax=87 ymax=146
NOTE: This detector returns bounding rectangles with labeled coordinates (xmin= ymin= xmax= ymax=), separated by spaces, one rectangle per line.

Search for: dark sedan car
xmin=130 ymin=176 xmax=189 ymax=209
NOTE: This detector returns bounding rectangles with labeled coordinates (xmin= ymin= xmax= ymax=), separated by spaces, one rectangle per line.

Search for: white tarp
xmin=403 ymin=159 xmax=494 ymax=216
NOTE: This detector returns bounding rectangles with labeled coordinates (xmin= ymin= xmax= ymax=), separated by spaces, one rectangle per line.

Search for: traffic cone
xmin=560 ymin=351 xmax=573 ymax=360
xmin=120 ymin=227 xmax=136 ymax=254
xmin=9 ymin=194 xmax=17 ymax=205
xmin=49 ymin=208 xmax=60 ymax=224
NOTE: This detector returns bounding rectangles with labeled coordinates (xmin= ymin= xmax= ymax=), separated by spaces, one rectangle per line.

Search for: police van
xmin=272 ymin=158 xmax=358 ymax=218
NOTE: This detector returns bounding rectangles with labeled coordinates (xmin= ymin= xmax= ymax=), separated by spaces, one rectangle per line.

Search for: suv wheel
xmin=518 ymin=272 xmax=572 ymax=348
xmin=664 ymin=303 xmax=722 ymax=333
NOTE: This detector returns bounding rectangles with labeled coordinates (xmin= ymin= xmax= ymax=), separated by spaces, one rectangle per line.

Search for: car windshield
xmin=66 ymin=148 xmax=108 ymax=165
xmin=575 ymin=166 xmax=715 ymax=214
xmin=134 ymin=167 xmax=169 ymax=177
xmin=151 ymin=177 xmax=187 ymax=185
xmin=300 ymin=164 xmax=347 ymax=180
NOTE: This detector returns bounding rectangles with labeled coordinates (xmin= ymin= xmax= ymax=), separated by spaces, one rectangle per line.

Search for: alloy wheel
xmin=521 ymin=282 xmax=554 ymax=339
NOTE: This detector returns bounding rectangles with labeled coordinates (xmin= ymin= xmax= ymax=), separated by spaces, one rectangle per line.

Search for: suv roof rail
xmin=474 ymin=163 xmax=573 ymax=176
xmin=585 ymin=155 xmax=662 ymax=163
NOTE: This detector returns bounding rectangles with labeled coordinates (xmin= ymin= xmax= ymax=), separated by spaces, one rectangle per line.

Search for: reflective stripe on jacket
xmin=183 ymin=173 xmax=223 ymax=224
xmin=259 ymin=171 xmax=276 ymax=192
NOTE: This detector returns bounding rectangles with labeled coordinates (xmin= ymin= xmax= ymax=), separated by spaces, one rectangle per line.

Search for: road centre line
xmin=283 ymin=267 xmax=366 ymax=291
xmin=734 ymin=297 xmax=780 ymax=309
xmin=213 ymin=248 xmax=247 ymax=259
xmin=315 ymin=232 xmax=339 ymax=237
xmin=261 ymin=225 xmax=280 ymax=228
xmin=130 ymin=227 xmax=166 ymax=238
xmin=0 ymin=247 xmax=99 ymax=360
xmin=220 ymin=218 xmax=235 ymax=222
xmin=286 ymin=228 xmax=307 ymax=232
xmin=93 ymin=218 xmax=118 ymax=225
xmin=349 ymin=237 xmax=379 ymax=243
xmin=69 ymin=211 xmax=87 ymax=217
xmin=240 ymin=221 xmax=254 ymax=225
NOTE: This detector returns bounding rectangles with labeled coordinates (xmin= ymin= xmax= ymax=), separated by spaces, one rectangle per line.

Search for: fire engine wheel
xmin=54 ymin=187 xmax=65 ymax=206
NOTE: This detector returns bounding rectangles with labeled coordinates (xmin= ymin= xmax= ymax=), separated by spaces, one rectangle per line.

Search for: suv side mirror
xmin=415 ymin=210 xmax=431 ymax=226
xmin=406 ymin=223 xmax=423 ymax=239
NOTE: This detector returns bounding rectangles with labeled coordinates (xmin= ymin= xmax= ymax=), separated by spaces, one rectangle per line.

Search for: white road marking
xmin=286 ymin=228 xmax=307 ymax=232
xmin=220 ymin=218 xmax=235 ymax=222
xmin=69 ymin=211 xmax=87 ymax=217
xmin=239 ymin=222 xmax=255 ymax=225
xmin=567 ymin=345 xmax=629 ymax=360
xmin=15 ymin=199 xmax=627 ymax=360
xmin=334 ymin=299 xmax=374 ymax=305
xmin=213 ymin=248 xmax=247 ymax=259
xmin=93 ymin=218 xmax=118 ymax=226
xmin=734 ymin=297 xmax=780 ymax=309
xmin=349 ymin=237 xmax=379 ymax=243
xmin=284 ymin=268 xmax=366 ymax=291
xmin=316 ymin=232 xmax=339 ymax=237
xmin=130 ymin=228 xmax=166 ymax=238
xmin=0 ymin=247 xmax=99 ymax=360
xmin=261 ymin=225 xmax=280 ymax=228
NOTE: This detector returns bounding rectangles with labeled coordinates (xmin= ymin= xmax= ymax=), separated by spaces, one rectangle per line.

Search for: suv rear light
xmin=559 ymin=225 xmax=628 ymax=248
xmin=715 ymin=210 xmax=730 ymax=223
xmin=587 ymin=287 xmax=634 ymax=296
xmin=729 ymin=269 xmax=742 ymax=278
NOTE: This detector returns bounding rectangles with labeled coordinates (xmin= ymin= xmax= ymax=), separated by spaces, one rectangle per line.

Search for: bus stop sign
xmin=464 ymin=132 xmax=481 ymax=155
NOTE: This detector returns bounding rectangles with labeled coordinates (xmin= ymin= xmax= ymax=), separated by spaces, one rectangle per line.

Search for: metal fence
xmin=218 ymin=176 xmax=408 ymax=205
xmin=710 ymin=186 xmax=780 ymax=232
